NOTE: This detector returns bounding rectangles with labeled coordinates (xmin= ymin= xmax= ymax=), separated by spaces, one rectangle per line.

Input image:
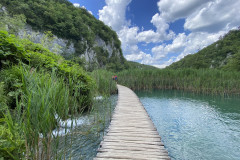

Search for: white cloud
xmin=157 ymin=0 xmax=210 ymax=22
xmin=137 ymin=30 xmax=160 ymax=43
xmin=151 ymin=13 xmax=169 ymax=34
xmin=99 ymin=0 xmax=132 ymax=31
xmin=98 ymin=0 xmax=240 ymax=68
xmin=165 ymin=33 xmax=187 ymax=53
xmin=126 ymin=51 xmax=152 ymax=62
xmin=136 ymin=13 xmax=176 ymax=43
xmin=73 ymin=3 xmax=80 ymax=7
xmin=151 ymin=33 xmax=187 ymax=60
xmin=184 ymin=0 xmax=240 ymax=32
xmin=152 ymin=45 xmax=167 ymax=59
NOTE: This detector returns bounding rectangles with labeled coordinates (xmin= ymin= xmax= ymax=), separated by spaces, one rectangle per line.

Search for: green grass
xmin=90 ymin=69 xmax=117 ymax=96
xmin=0 ymin=30 xmax=119 ymax=159
xmin=118 ymin=68 xmax=240 ymax=95
xmin=0 ymin=30 xmax=98 ymax=159
xmin=0 ymin=64 xmax=88 ymax=159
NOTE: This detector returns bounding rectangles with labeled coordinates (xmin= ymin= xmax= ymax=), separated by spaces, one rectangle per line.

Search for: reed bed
xmin=90 ymin=69 xmax=117 ymax=96
xmin=118 ymin=69 xmax=240 ymax=96
xmin=0 ymin=65 xmax=90 ymax=159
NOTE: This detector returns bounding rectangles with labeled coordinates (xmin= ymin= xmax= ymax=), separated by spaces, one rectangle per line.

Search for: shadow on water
xmin=136 ymin=90 xmax=240 ymax=160
xmin=55 ymin=95 xmax=117 ymax=160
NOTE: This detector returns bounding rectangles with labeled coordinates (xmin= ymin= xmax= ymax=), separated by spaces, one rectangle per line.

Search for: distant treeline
xmin=168 ymin=30 xmax=240 ymax=71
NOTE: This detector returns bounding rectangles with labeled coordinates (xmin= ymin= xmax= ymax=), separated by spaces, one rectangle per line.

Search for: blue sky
xmin=69 ymin=0 xmax=240 ymax=68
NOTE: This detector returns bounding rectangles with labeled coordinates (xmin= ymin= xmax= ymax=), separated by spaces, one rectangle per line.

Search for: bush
xmin=0 ymin=31 xmax=95 ymax=110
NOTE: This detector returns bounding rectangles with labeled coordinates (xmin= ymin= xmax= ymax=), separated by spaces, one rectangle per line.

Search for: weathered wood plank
xmin=99 ymin=144 xmax=167 ymax=151
xmin=101 ymin=139 xmax=164 ymax=146
xmin=97 ymin=149 xmax=169 ymax=156
xmin=95 ymin=84 xmax=170 ymax=159
xmin=96 ymin=152 xmax=170 ymax=160
xmin=98 ymin=148 xmax=169 ymax=154
xmin=105 ymin=133 xmax=160 ymax=138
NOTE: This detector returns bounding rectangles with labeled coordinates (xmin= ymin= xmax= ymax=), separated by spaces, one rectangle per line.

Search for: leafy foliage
xmin=0 ymin=110 xmax=25 ymax=159
xmin=168 ymin=30 xmax=240 ymax=70
xmin=0 ymin=31 xmax=94 ymax=109
xmin=0 ymin=4 xmax=26 ymax=35
xmin=0 ymin=0 xmax=123 ymax=55
xmin=0 ymin=82 xmax=8 ymax=117
xmin=0 ymin=30 xmax=99 ymax=159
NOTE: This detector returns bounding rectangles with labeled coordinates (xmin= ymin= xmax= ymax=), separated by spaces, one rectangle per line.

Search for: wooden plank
xmin=99 ymin=144 xmax=166 ymax=151
xmin=94 ymin=84 xmax=170 ymax=159
xmin=102 ymin=138 xmax=164 ymax=146
xmin=106 ymin=130 xmax=160 ymax=135
xmin=98 ymin=147 xmax=169 ymax=153
xmin=106 ymin=133 xmax=160 ymax=138
xmin=96 ymin=152 xmax=170 ymax=160
xmin=97 ymin=149 xmax=169 ymax=156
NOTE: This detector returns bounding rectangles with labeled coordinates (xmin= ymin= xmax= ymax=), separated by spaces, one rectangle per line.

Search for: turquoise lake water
xmin=137 ymin=90 xmax=240 ymax=160
xmin=57 ymin=95 xmax=117 ymax=160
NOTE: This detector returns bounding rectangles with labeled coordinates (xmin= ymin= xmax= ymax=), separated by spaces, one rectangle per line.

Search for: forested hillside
xmin=0 ymin=0 xmax=127 ymax=71
xmin=168 ymin=29 xmax=240 ymax=71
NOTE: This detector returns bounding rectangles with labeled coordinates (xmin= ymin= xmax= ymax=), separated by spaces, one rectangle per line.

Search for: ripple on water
xmin=137 ymin=90 xmax=240 ymax=160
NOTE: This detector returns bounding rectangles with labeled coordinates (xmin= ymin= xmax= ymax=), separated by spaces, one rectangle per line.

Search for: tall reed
xmin=0 ymin=64 xmax=89 ymax=159
xmin=90 ymin=69 xmax=117 ymax=96
xmin=118 ymin=68 xmax=240 ymax=95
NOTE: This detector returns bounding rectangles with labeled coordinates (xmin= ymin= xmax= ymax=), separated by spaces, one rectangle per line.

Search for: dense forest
xmin=0 ymin=0 xmax=127 ymax=71
xmin=168 ymin=29 xmax=240 ymax=71
xmin=1 ymin=0 xmax=121 ymax=48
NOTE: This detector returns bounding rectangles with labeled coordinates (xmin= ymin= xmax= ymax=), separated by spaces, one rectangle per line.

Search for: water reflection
xmin=56 ymin=95 xmax=117 ymax=160
xmin=137 ymin=90 xmax=240 ymax=160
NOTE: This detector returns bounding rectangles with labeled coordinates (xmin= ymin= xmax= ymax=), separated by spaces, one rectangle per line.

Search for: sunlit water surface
xmin=136 ymin=90 xmax=240 ymax=160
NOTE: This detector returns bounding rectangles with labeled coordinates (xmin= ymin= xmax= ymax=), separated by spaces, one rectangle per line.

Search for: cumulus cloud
xmin=99 ymin=0 xmax=155 ymax=64
xmin=135 ymin=13 xmax=175 ymax=43
xmin=184 ymin=0 xmax=240 ymax=32
xmin=99 ymin=0 xmax=132 ymax=31
xmin=137 ymin=30 xmax=160 ymax=43
xmin=98 ymin=0 xmax=240 ymax=68
xmin=148 ymin=0 xmax=240 ymax=67
xmin=151 ymin=33 xmax=187 ymax=60
xmin=118 ymin=26 xmax=138 ymax=53
xmin=126 ymin=51 xmax=152 ymax=63
xmin=157 ymin=0 xmax=210 ymax=22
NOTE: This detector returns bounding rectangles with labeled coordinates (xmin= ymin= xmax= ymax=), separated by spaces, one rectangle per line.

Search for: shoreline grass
xmin=117 ymin=68 xmax=240 ymax=96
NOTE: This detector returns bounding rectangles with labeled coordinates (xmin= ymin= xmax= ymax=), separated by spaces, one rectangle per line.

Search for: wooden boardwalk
xmin=94 ymin=85 xmax=170 ymax=160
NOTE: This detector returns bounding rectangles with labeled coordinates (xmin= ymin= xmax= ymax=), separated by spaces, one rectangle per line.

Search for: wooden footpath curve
xmin=94 ymin=84 xmax=170 ymax=160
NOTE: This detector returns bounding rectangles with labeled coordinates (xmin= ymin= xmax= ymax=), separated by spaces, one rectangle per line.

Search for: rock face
xmin=18 ymin=25 xmax=75 ymax=55
xmin=81 ymin=36 xmax=122 ymax=63
xmin=1 ymin=5 xmax=124 ymax=68
xmin=18 ymin=25 xmax=121 ymax=65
